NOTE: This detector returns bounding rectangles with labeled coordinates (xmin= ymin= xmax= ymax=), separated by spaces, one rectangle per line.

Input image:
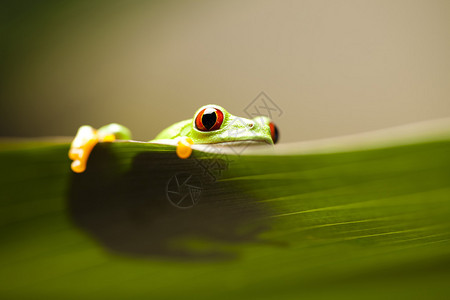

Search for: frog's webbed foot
xmin=69 ymin=123 xmax=132 ymax=173
xmin=175 ymin=137 xmax=194 ymax=159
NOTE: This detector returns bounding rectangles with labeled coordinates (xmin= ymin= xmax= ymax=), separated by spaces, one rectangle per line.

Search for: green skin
xmin=98 ymin=104 xmax=274 ymax=145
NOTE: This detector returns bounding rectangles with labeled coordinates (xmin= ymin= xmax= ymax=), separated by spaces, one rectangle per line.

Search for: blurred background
xmin=1 ymin=0 xmax=449 ymax=142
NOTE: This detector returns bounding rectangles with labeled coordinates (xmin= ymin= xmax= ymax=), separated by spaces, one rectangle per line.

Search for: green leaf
xmin=1 ymin=124 xmax=450 ymax=299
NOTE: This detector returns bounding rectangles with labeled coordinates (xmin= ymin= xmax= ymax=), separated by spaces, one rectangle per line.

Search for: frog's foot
xmin=69 ymin=126 xmax=100 ymax=173
xmin=175 ymin=137 xmax=194 ymax=159
xmin=69 ymin=123 xmax=132 ymax=173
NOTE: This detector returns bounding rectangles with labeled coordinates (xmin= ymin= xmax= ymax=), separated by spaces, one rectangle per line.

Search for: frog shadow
xmin=67 ymin=144 xmax=274 ymax=261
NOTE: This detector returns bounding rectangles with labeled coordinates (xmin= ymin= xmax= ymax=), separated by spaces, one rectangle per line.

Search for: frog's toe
xmin=176 ymin=137 xmax=194 ymax=159
xmin=71 ymin=159 xmax=85 ymax=173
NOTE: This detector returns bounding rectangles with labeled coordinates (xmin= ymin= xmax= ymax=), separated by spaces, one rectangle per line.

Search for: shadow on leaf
xmin=67 ymin=143 xmax=273 ymax=261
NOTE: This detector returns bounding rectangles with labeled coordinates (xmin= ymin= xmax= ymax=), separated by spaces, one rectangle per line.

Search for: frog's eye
xmin=269 ymin=122 xmax=279 ymax=144
xmin=195 ymin=107 xmax=224 ymax=131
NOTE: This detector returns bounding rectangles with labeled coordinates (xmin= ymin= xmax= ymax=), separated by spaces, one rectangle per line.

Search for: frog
xmin=69 ymin=104 xmax=279 ymax=173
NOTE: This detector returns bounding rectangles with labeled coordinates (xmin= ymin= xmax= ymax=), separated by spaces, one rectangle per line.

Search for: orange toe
xmin=176 ymin=137 xmax=194 ymax=159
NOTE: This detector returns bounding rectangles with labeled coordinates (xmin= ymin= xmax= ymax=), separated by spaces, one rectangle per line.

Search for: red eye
xmin=269 ymin=122 xmax=279 ymax=144
xmin=195 ymin=107 xmax=224 ymax=131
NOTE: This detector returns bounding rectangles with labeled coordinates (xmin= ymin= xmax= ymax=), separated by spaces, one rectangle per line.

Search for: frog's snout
xmin=251 ymin=116 xmax=279 ymax=144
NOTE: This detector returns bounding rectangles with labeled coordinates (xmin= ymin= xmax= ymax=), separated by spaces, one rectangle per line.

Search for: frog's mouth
xmin=194 ymin=140 xmax=273 ymax=155
xmin=149 ymin=139 xmax=272 ymax=148
xmin=208 ymin=140 xmax=273 ymax=146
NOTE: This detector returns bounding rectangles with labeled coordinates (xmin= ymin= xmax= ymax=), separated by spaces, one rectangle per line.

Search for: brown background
xmin=1 ymin=0 xmax=449 ymax=142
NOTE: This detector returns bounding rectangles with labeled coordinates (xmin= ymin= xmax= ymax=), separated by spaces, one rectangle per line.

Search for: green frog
xmin=69 ymin=104 xmax=279 ymax=173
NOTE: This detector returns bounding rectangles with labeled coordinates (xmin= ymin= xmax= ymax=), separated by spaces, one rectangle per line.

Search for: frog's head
xmin=186 ymin=104 xmax=279 ymax=145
